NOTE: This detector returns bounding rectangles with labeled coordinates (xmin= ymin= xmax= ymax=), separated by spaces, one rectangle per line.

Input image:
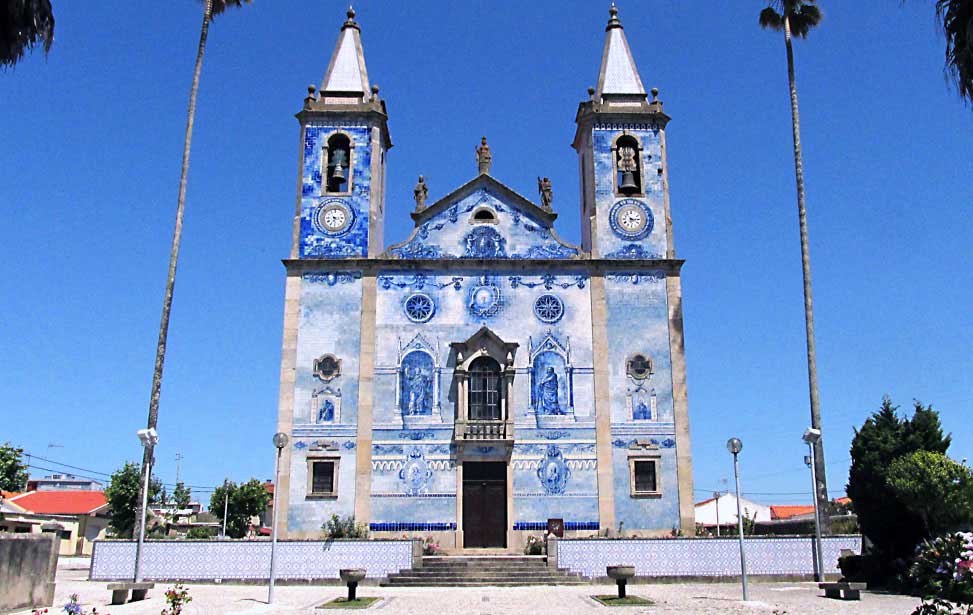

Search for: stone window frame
xmin=469 ymin=206 xmax=499 ymax=225
xmin=306 ymin=456 xmax=340 ymax=498
xmin=628 ymin=454 xmax=662 ymax=498
xmin=313 ymin=354 xmax=342 ymax=382
xmin=611 ymin=132 xmax=646 ymax=198
xmin=626 ymin=353 xmax=653 ymax=381
xmin=321 ymin=130 xmax=356 ymax=197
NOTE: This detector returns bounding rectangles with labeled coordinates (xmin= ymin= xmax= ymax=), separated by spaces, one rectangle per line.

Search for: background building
xmin=274 ymin=7 xmax=694 ymax=549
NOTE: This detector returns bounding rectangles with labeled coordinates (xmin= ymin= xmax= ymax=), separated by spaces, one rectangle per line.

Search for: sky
xmin=2 ymin=1 xmax=971 ymax=508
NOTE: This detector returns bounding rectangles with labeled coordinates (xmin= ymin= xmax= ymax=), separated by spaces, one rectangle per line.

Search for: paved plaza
xmin=13 ymin=558 xmax=924 ymax=615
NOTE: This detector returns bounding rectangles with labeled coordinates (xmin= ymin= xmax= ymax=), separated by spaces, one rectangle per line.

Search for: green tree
xmin=172 ymin=482 xmax=192 ymax=509
xmin=758 ymin=0 xmax=830 ymax=530
xmin=0 ymin=442 xmax=28 ymax=492
xmin=847 ymin=397 xmax=952 ymax=564
xmin=888 ymin=451 xmax=973 ymax=536
xmin=1 ymin=0 xmax=55 ymax=68
xmin=209 ymin=479 xmax=270 ymax=539
xmin=105 ymin=462 xmax=162 ymax=538
xmin=935 ymin=0 xmax=973 ymax=105
xmin=136 ymin=0 xmax=252 ymax=539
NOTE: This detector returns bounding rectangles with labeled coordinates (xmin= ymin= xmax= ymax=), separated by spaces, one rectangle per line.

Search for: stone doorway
xmin=461 ymin=462 xmax=507 ymax=549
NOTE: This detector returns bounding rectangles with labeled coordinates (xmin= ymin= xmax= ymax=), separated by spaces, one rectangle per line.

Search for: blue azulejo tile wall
xmin=299 ymin=122 xmax=373 ymax=258
xmin=604 ymin=270 xmax=681 ymax=531
xmin=287 ymin=271 xmax=364 ymax=534
xmin=592 ymin=124 xmax=668 ymax=260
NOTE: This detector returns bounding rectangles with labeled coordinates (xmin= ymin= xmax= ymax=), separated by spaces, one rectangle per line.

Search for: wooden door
xmin=462 ymin=462 xmax=507 ymax=548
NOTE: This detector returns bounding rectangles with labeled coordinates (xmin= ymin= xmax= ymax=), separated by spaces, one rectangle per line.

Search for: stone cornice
xmin=282 ymin=257 xmax=685 ymax=275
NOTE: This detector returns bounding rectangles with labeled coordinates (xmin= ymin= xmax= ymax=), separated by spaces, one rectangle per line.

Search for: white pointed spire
xmin=595 ymin=5 xmax=647 ymax=102
xmin=320 ymin=7 xmax=371 ymax=103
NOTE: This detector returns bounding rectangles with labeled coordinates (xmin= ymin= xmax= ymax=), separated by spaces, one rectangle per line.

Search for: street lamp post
xmin=268 ymin=432 xmax=288 ymax=604
xmin=133 ymin=427 xmax=158 ymax=583
xmin=727 ymin=437 xmax=749 ymax=601
xmin=221 ymin=478 xmax=229 ymax=538
xmin=803 ymin=427 xmax=826 ymax=582
xmin=714 ymin=490 xmax=721 ymax=537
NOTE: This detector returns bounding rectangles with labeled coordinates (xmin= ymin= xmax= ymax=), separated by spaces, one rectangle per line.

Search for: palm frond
xmin=936 ymin=0 xmax=973 ymax=103
xmin=0 ymin=0 xmax=55 ymax=68
xmin=790 ymin=4 xmax=824 ymax=38
xmin=204 ymin=0 xmax=253 ymax=20
xmin=759 ymin=6 xmax=784 ymax=30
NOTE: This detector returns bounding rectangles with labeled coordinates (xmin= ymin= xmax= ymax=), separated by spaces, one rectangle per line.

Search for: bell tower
xmin=293 ymin=8 xmax=391 ymax=259
xmin=573 ymin=6 xmax=672 ymax=260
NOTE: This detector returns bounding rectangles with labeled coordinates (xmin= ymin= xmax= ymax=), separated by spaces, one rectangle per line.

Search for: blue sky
xmin=2 ymin=1 xmax=970 ymax=507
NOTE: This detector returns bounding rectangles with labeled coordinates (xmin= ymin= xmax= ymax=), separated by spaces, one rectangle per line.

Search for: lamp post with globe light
xmin=268 ymin=432 xmax=288 ymax=604
xmin=803 ymin=427 xmax=825 ymax=581
xmin=727 ymin=437 xmax=749 ymax=601
xmin=134 ymin=427 xmax=158 ymax=583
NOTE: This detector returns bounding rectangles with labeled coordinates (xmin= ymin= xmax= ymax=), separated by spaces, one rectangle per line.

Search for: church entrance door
xmin=462 ymin=462 xmax=507 ymax=549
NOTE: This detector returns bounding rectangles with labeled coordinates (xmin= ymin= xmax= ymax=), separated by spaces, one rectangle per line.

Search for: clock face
xmin=609 ymin=198 xmax=654 ymax=240
xmin=323 ymin=208 xmax=346 ymax=230
xmin=313 ymin=200 xmax=353 ymax=235
xmin=620 ymin=208 xmax=643 ymax=231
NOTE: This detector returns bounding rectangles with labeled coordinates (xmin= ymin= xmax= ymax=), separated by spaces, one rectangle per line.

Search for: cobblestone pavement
xmin=16 ymin=559 xmax=921 ymax=615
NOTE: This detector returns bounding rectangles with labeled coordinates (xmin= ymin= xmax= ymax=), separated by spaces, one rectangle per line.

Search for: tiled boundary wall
xmin=89 ymin=540 xmax=413 ymax=581
xmin=555 ymin=535 xmax=862 ymax=579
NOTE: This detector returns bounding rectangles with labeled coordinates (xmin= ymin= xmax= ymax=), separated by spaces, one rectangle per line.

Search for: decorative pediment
xmin=386 ymin=176 xmax=581 ymax=260
xmin=450 ymin=326 xmax=518 ymax=370
xmin=411 ymin=174 xmax=555 ymax=226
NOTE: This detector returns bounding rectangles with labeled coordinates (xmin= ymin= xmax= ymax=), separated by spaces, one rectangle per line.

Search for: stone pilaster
xmin=274 ymin=272 xmax=302 ymax=536
xmin=666 ymin=274 xmax=695 ymax=532
xmin=353 ymin=274 xmax=378 ymax=523
xmin=589 ymin=273 xmax=615 ymax=531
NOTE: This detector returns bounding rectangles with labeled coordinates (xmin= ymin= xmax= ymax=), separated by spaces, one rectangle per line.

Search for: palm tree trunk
xmin=784 ymin=16 xmax=830 ymax=532
xmin=134 ymin=0 xmax=214 ymax=540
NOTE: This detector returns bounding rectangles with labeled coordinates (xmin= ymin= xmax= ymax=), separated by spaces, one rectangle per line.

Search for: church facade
xmin=274 ymin=7 xmax=694 ymax=549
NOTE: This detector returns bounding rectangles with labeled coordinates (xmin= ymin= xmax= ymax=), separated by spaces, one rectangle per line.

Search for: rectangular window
xmin=307 ymin=458 xmax=338 ymax=497
xmin=629 ymin=457 xmax=662 ymax=497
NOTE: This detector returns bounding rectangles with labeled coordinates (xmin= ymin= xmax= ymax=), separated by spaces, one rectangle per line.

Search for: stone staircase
xmin=381 ymin=555 xmax=588 ymax=587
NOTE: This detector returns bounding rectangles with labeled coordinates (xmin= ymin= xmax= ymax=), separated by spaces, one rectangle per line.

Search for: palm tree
xmin=1 ymin=0 xmax=55 ymax=67
xmin=936 ymin=0 xmax=973 ymax=104
xmin=759 ymin=1 xmax=831 ymax=530
xmin=134 ymin=0 xmax=251 ymax=539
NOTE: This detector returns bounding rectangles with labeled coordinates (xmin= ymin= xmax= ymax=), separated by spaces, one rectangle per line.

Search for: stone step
xmin=419 ymin=564 xmax=551 ymax=571
xmin=422 ymin=557 xmax=546 ymax=563
xmin=391 ymin=570 xmax=582 ymax=579
xmin=381 ymin=577 xmax=590 ymax=587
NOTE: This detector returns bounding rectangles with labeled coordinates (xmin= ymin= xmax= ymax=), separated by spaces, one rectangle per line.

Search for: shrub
xmin=162 ymin=584 xmax=192 ymax=615
xmin=321 ymin=514 xmax=368 ymax=539
xmin=422 ymin=536 xmax=441 ymax=555
xmin=524 ymin=535 xmax=546 ymax=555
xmin=186 ymin=526 xmax=216 ymax=539
xmin=907 ymin=532 xmax=973 ymax=604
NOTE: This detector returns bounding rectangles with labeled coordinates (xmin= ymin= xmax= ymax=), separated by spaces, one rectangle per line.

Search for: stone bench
xmin=106 ymin=582 xmax=155 ymax=605
xmin=819 ymin=582 xmax=866 ymax=600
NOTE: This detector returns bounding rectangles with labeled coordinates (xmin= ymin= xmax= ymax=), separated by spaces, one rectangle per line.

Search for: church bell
xmin=331 ymin=162 xmax=345 ymax=183
xmin=619 ymin=171 xmax=638 ymax=194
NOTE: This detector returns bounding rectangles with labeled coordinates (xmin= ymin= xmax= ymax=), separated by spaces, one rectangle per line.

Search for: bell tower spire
xmin=292 ymin=7 xmax=392 ymax=259
xmin=595 ymin=4 xmax=646 ymax=103
xmin=320 ymin=7 xmax=371 ymax=104
xmin=573 ymin=5 xmax=671 ymax=259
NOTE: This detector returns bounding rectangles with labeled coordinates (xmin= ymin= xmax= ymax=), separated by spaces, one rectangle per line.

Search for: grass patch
xmin=592 ymin=594 xmax=655 ymax=607
xmin=317 ymin=596 xmax=381 ymax=609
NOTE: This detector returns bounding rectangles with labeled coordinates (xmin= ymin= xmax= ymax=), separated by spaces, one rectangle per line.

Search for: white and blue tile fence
xmin=557 ymin=535 xmax=861 ymax=579
xmin=89 ymin=539 xmax=412 ymax=582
